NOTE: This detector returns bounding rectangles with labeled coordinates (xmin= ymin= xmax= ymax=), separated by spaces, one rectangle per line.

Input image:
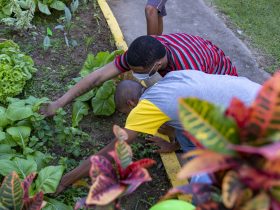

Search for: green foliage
xmin=0 ymin=0 xmax=35 ymax=30
xmin=212 ymin=0 xmax=280 ymax=72
xmin=71 ymin=50 xmax=123 ymax=126
xmin=35 ymin=165 xmax=64 ymax=194
xmin=0 ymin=40 xmax=37 ymax=103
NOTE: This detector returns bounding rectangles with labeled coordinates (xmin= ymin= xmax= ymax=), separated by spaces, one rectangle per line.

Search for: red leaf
xmin=242 ymin=71 xmax=280 ymax=140
xmin=230 ymin=141 xmax=280 ymax=160
xmin=121 ymin=168 xmax=152 ymax=195
xmin=264 ymin=159 xmax=280 ymax=176
xmin=89 ymin=155 xmax=116 ymax=183
xmin=196 ymin=201 xmax=227 ymax=210
xmin=23 ymin=192 xmax=44 ymax=210
xmin=123 ymin=158 xmax=155 ymax=177
xmin=271 ymin=199 xmax=280 ymax=210
xmin=178 ymin=150 xmax=237 ymax=180
xmin=238 ymin=166 xmax=280 ymax=190
xmin=86 ymin=174 xmax=125 ymax=206
xmin=225 ymin=97 xmax=251 ymax=128
xmin=22 ymin=172 xmax=37 ymax=200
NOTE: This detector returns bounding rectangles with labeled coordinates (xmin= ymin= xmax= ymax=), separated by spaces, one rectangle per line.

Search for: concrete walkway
xmin=107 ymin=0 xmax=270 ymax=84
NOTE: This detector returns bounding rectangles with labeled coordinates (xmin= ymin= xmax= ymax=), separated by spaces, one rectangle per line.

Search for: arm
xmin=41 ymin=62 xmax=121 ymax=116
xmin=56 ymin=129 xmax=138 ymax=194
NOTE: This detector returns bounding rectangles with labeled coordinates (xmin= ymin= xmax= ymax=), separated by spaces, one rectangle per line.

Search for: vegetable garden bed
xmin=0 ymin=1 xmax=170 ymax=209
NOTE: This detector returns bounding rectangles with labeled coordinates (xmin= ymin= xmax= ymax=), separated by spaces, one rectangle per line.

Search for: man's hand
xmin=40 ymin=101 xmax=61 ymax=117
xmin=146 ymin=136 xmax=180 ymax=153
xmin=158 ymin=124 xmax=175 ymax=141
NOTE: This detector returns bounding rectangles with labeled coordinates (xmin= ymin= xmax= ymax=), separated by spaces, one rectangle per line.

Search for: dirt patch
xmin=0 ymin=1 xmax=170 ymax=208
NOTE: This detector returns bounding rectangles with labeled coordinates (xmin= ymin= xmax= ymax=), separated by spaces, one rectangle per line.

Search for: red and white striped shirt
xmin=115 ymin=33 xmax=238 ymax=76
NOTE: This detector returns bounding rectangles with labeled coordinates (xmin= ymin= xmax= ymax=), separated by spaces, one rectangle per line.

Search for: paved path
xmin=107 ymin=0 xmax=270 ymax=84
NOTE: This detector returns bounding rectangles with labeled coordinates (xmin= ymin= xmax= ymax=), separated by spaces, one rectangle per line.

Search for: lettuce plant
xmin=0 ymin=40 xmax=37 ymax=103
xmin=71 ymin=50 xmax=123 ymax=127
xmin=160 ymin=71 xmax=280 ymax=209
xmin=75 ymin=125 xmax=155 ymax=209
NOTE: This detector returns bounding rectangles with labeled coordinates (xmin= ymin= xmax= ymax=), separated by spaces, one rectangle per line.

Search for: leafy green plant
xmin=161 ymin=71 xmax=280 ymax=209
xmin=0 ymin=40 xmax=37 ymax=103
xmin=0 ymin=0 xmax=35 ymax=30
xmin=34 ymin=0 xmax=67 ymax=15
xmin=71 ymin=50 xmax=123 ymax=127
xmin=55 ymin=0 xmax=79 ymax=47
xmin=75 ymin=125 xmax=156 ymax=209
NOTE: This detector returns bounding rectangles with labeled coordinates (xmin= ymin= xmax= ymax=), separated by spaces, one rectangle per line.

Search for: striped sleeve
xmin=114 ymin=51 xmax=130 ymax=72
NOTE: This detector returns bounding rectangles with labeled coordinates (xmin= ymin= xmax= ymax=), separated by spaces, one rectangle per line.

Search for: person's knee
xmin=145 ymin=5 xmax=158 ymax=17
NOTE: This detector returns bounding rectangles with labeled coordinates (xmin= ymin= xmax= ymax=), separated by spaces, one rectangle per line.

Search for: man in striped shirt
xmin=41 ymin=33 xmax=238 ymax=116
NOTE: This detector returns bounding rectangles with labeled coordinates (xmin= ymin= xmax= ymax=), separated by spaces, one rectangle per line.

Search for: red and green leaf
xmin=122 ymin=168 xmax=152 ymax=195
xmin=0 ymin=172 xmax=24 ymax=210
xmin=23 ymin=192 xmax=44 ymax=210
xmin=22 ymin=172 xmax=36 ymax=200
xmin=113 ymin=125 xmax=128 ymax=141
xmin=179 ymin=98 xmax=238 ymax=155
xmin=177 ymin=150 xmax=237 ymax=180
xmin=123 ymin=158 xmax=155 ymax=177
xmin=241 ymin=71 xmax=280 ymax=141
xmin=225 ymin=97 xmax=251 ymax=128
xmin=90 ymin=155 xmax=116 ymax=182
xmin=86 ymin=174 xmax=125 ymax=206
xmin=115 ymin=139 xmax=132 ymax=170
xmin=264 ymin=159 xmax=280 ymax=176
xmin=222 ymin=171 xmax=244 ymax=208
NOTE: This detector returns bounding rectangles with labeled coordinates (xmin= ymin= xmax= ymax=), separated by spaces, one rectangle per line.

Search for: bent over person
xmin=55 ymin=70 xmax=259 ymax=193
xmin=41 ymin=33 xmax=238 ymax=116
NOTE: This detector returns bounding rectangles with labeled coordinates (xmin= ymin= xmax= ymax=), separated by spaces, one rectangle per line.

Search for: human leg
xmin=146 ymin=0 xmax=167 ymax=35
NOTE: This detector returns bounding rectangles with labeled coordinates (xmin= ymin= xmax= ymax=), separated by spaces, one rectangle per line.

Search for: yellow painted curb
xmin=97 ymin=0 xmax=191 ymax=202
xmin=97 ymin=0 xmax=128 ymax=51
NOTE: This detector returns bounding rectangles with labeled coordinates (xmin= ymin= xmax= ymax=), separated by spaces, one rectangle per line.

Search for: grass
xmin=211 ymin=0 xmax=280 ymax=73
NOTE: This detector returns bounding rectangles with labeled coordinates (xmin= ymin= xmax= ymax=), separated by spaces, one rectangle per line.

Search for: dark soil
xmin=0 ymin=1 xmax=171 ymax=209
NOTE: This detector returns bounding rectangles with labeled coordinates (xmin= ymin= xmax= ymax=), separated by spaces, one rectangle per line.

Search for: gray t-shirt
xmin=139 ymin=70 xmax=261 ymax=131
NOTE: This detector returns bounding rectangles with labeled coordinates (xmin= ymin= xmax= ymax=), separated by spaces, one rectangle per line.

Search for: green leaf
xmin=6 ymin=104 xmax=33 ymax=122
xmin=47 ymin=27 xmax=52 ymax=36
xmin=76 ymin=88 xmax=97 ymax=102
xmin=70 ymin=0 xmax=79 ymax=13
xmin=0 ymin=107 xmax=10 ymax=128
xmin=43 ymin=197 xmax=72 ymax=210
xmin=43 ymin=35 xmax=51 ymax=50
xmin=0 ymin=144 xmax=16 ymax=160
xmin=0 ymin=131 xmax=6 ymax=141
xmin=0 ymin=158 xmax=37 ymax=179
xmin=50 ymin=1 xmax=66 ymax=11
xmin=0 ymin=172 xmax=23 ymax=210
xmin=72 ymin=101 xmax=89 ymax=127
xmin=92 ymin=94 xmax=115 ymax=116
xmin=64 ymin=6 xmax=72 ymax=23
xmin=6 ymin=126 xmax=31 ymax=148
xmin=35 ymin=165 xmax=64 ymax=194
xmin=27 ymin=151 xmax=52 ymax=171
xmin=179 ymin=98 xmax=238 ymax=155
xmin=38 ymin=1 xmax=51 ymax=15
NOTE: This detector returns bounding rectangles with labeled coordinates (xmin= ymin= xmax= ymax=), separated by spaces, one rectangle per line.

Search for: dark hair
xmin=114 ymin=80 xmax=142 ymax=112
xmin=126 ymin=35 xmax=166 ymax=68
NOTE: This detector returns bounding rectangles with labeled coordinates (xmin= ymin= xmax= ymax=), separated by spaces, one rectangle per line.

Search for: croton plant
xmin=0 ymin=172 xmax=43 ymax=210
xmin=162 ymin=71 xmax=280 ymax=209
xmin=75 ymin=125 xmax=156 ymax=210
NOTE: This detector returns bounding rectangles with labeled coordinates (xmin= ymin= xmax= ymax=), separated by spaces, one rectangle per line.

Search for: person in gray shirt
xmin=56 ymin=70 xmax=261 ymax=193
